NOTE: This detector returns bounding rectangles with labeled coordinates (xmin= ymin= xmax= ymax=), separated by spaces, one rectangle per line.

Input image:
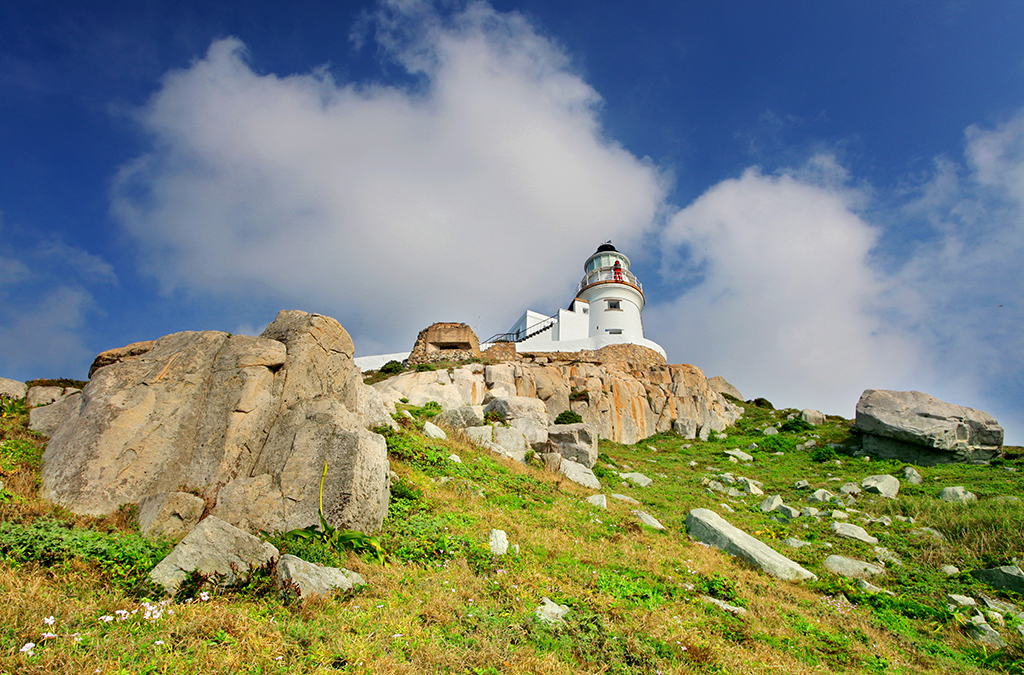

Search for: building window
xmin=608 ymin=329 xmax=622 ymax=335
xmin=606 ymin=300 xmax=621 ymax=310
xmin=582 ymin=307 xmax=589 ymax=314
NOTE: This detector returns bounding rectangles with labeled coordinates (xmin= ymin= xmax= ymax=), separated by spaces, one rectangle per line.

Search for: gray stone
xmin=939 ymin=486 xmax=977 ymax=503
xmin=753 ymin=492 xmax=778 ymax=516
xmin=464 ymin=426 xmax=492 ymax=445
xmin=702 ymin=595 xmax=747 ymax=615
xmin=685 ymin=508 xmax=816 ymax=581
xmin=738 ymin=477 xmax=763 ymax=495
xmin=947 ymin=594 xmax=977 ymax=608
xmin=902 ymin=466 xmax=924 ymax=485
xmin=831 ymin=522 xmax=878 ymax=544
xmin=823 ymin=555 xmax=885 ymax=579
xmin=783 ymin=538 xmax=812 ymax=548
xmin=436 ymin=405 xmax=485 ymax=428
xmin=861 ymin=474 xmax=900 ymax=498
xmin=537 ymin=423 xmax=597 ymax=467
xmin=138 ymin=491 xmax=206 ymax=541
xmin=800 ymin=409 xmax=826 ymax=426
xmin=26 ymin=386 xmax=69 ymax=408
xmin=762 ymin=427 xmax=779 ymax=436
xmin=719 ymin=503 xmax=735 ymax=513
xmin=802 ymin=507 xmax=820 ymax=517
xmin=633 ymin=510 xmax=666 ymax=530
xmin=612 ymin=493 xmax=639 ymax=505
xmin=979 ymin=594 xmax=1019 ymax=616
xmin=423 ymin=421 xmax=447 ymax=440
xmin=0 ymin=377 xmax=27 ymax=400
xmin=448 ymin=454 xmax=462 ymax=464
xmin=794 ymin=479 xmax=811 ymax=490
xmin=492 ymin=426 xmax=528 ymax=456
xmin=971 ymin=566 xmax=1024 ymax=595
xmin=912 ymin=526 xmax=946 ymax=541
xmin=536 ymin=597 xmax=570 ymax=624
xmin=708 ymin=376 xmax=743 ymax=401
xmin=966 ymin=615 xmax=1006 ymax=648
xmin=585 ymin=494 xmax=607 ymax=509
xmin=559 ymin=458 xmax=601 ymax=490
xmin=673 ymin=418 xmax=697 ymax=439
xmin=776 ymin=504 xmax=801 ymax=519
xmin=941 ymin=565 xmax=960 ymax=576
xmin=149 ymin=516 xmax=279 ymax=594
xmin=839 ymin=482 xmax=862 ymax=496
xmin=28 ymin=391 xmax=82 ymax=437
xmin=698 ymin=424 xmax=711 ymax=441
xmin=482 ymin=396 xmax=551 ymax=424
xmin=512 ymin=418 xmax=549 ymax=446
xmin=854 ymin=390 xmax=1003 ymax=465
xmin=620 ymin=472 xmax=653 ymax=487
xmin=808 ymin=489 xmax=834 ymax=503
xmin=723 ymin=449 xmax=753 ymax=462
xmin=41 ymin=311 xmax=390 ymax=536
xmin=489 ymin=529 xmax=509 ymax=555
xmin=859 ymin=579 xmax=885 ymax=594
xmin=830 ymin=510 xmax=849 ymax=520
xmin=276 ymin=554 xmax=365 ymax=599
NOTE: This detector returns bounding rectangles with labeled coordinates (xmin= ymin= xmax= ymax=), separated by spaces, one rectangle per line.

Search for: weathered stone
xmin=702 ymin=595 xmax=747 ymax=615
xmin=783 ymin=538 xmax=812 ymax=548
xmin=483 ymin=396 xmax=551 ymax=424
xmin=830 ymin=510 xmax=849 ymax=520
xmin=406 ymin=322 xmax=481 ymax=366
xmin=724 ymin=449 xmax=753 ymax=462
xmin=902 ymin=466 xmax=924 ymax=484
xmin=939 ymin=486 xmax=977 ymax=503
xmin=535 ymin=597 xmax=570 ymax=623
xmin=808 ymin=489 xmax=834 ymax=503
xmin=489 ymin=529 xmax=509 ymax=555
xmin=941 ymin=565 xmax=960 ymax=576
xmin=854 ymin=389 xmax=1003 ymax=465
xmin=149 ymin=516 xmax=279 ymax=594
xmin=672 ymin=418 xmax=697 ymax=439
xmin=585 ymin=494 xmax=608 ymax=509
xmin=762 ymin=427 xmax=779 ymax=436
xmin=536 ymin=423 xmax=597 ymax=467
xmin=138 ymin=491 xmax=205 ymax=541
xmin=88 ymin=340 xmax=156 ymax=378
xmin=840 ymin=482 xmax=862 ymax=496
xmin=276 ymin=554 xmax=365 ymax=599
xmin=632 ymin=510 xmax=665 ymax=530
xmin=947 ymin=594 xmax=977 ymax=609
xmin=776 ymin=505 xmax=801 ymax=519
xmin=971 ymin=566 xmax=1024 ymax=595
xmin=437 ymin=406 xmax=485 ymax=428
xmin=620 ymin=472 xmax=653 ymax=487
xmin=966 ymin=615 xmax=1007 ymax=648
xmin=794 ymin=480 xmax=811 ymax=490
xmin=823 ymin=555 xmax=885 ymax=579
xmin=685 ymin=508 xmax=816 ymax=581
xmin=611 ymin=493 xmax=639 ymax=505
xmin=464 ymin=426 xmax=492 ymax=445
xmin=802 ymin=507 xmax=820 ymax=517
xmin=738 ymin=477 xmax=763 ymax=495
xmin=26 ymin=386 xmax=69 ymax=408
xmin=511 ymin=418 xmax=549 ymax=446
xmin=873 ymin=547 xmax=902 ymax=566
xmin=760 ymin=495 xmax=784 ymax=513
xmin=708 ymin=376 xmax=743 ymax=401
xmin=558 ymin=458 xmax=601 ymax=490
xmin=861 ymin=474 xmax=900 ymax=498
xmin=423 ymin=421 xmax=447 ymax=440
xmin=28 ymin=391 xmax=81 ymax=437
xmin=831 ymin=522 xmax=879 ymax=544
xmin=448 ymin=454 xmax=462 ymax=464
xmin=800 ymin=409 xmax=826 ymax=426
xmin=492 ymin=426 xmax=528 ymax=457
xmin=0 ymin=377 xmax=27 ymax=400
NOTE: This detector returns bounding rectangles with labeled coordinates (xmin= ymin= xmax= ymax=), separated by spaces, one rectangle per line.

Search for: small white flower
xmin=99 ymin=615 xmax=114 ymax=623
xmin=40 ymin=632 xmax=57 ymax=640
xmin=43 ymin=615 xmax=55 ymax=625
xmin=20 ymin=642 xmax=35 ymax=654
xmin=275 ymin=656 xmax=283 ymax=661
xmin=154 ymin=640 xmax=164 ymax=646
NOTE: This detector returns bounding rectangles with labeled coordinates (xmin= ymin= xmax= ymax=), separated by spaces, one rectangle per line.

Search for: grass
xmin=2 ymin=395 xmax=1024 ymax=673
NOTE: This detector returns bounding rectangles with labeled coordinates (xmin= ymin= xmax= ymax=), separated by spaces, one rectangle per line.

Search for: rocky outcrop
xmin=375 ymin=357 xmax=740 ymax=445
xmin=29 ymin=391 xmax=82 ymax=437
xmin=708 ymin=376 xmax=742 ymax=400
xmin=854 ymin=390 xmax=1003 ymax=465
xmin=0 ymin=377 xmax=27 ymax=400
xmin=40 ymin=310 xmax=391 ymax=535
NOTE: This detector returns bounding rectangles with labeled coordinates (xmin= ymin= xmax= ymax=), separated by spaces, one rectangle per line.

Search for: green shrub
xmin=758 ymin=435 xmax=796 ymax=453
xmin=569 ymin=388 xmax=589 ymax=403
xmin=810 ymin=445 xmax=838 ymax=463
xmin=554 ymin=410 xmax=583 ymax=425
xmin=746 ymin=397 xmax=774 ymax=409
xmin=415 ymin=363 xmax=440 ymax=372
xmin=780 ymin=418 xmax=814 ymax=433
xmin=24 ymin=378 xmax=88 ymax=389
xmin=379 ymin=360 xmax=404 ymax=375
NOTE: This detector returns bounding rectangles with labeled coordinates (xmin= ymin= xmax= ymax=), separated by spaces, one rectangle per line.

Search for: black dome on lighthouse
xmin=596 ymin=242 xmax=617 ymax=253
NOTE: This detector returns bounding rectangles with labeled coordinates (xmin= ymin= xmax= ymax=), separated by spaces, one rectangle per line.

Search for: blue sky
xmin=2 ymin=1 xmax=1022 ymax=442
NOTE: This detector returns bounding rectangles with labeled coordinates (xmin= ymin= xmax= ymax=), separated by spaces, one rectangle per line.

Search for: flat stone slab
xmin=559 ymin=457 xmax=601 ymax=490
xmin=971 ymin=566 xmax=1024 ymax=595
xmin=760 ymin=495 xmax=784 ymax=513
xmin=619 ymin=472 xmax=653 ymax=487
xmin=723 ymin=449 xmax=753 ymax=462
xmin=276 ymin=554 xmax=365 ymax=599
xmin=685 ymin=508 xmax=816 ymax=582
xmin=939 ymin=486 xmax=977 ymax=503
xmin=585 ymin=494 xmax=608 ymax=509
xmin=535 ymin=597 xmax=569 ymax=624
xmin=611 ymin=493 xmax=639 ymax=505
xmin=830 ymin=521 xmax=879 ymax=544
xmin=632 ymin=510 xmax=666 ymax=530
xmin=808 ymin=489 xmax=834 ymax=504
xmin=702 ymin=595 xmax=747 ymax=615
xmin=861 ymin=474 xmax=900 ymax=498
xmin=824 ymin=555 xmax=885 ymax=579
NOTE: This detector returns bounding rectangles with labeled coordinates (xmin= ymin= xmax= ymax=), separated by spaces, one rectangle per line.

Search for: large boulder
xmin=685 ymin=508 xmax=817 ymax=581
xmin=40 ymin=311 xmax=390 ymax=535
xmin=536 ymin=423 xmax=598 ymax=468
xmin=29 ymin=391 xmax=82 ymax=437
xmin=138 ymin=491 xmax=206 ymax=541
xmin=854 ymin=390 xmax=1003 ymax=465
xmin=276 ymin=554 xmax=365 ymax=599
xmin=708 ymin=376 xmax=743 ymax=401
xmin=0 ymin=377 xmax=27 ymax=400
xmin=483 ymin=396 xmax=551 ymax=424
xmin=149 ymin=516 xmax=279 ymax=595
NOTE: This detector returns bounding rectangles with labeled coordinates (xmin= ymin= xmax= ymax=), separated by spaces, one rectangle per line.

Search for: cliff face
xmin=374 ymin=348 xmax=741 ymax=444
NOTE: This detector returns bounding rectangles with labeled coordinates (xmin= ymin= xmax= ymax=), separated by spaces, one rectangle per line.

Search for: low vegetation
xmin=2 ymin=392 xmax=1023 ymax=673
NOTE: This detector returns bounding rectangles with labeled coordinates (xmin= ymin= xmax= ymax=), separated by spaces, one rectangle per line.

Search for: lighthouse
xmin=494 ymin=243 xmax=666 ymax=358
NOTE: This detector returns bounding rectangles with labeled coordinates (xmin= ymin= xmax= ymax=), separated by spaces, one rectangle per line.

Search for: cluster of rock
xmin=854 ymin=390 xmax=1004 ymax=465
xmin=946 ymin=576 xmax=1024 ymax=648
xmin=34 ymin=310 xmax=395 ymax=538
xmin=373 ymin=360 xmax=741 ymax=446
xmin=424 ymin=397 xmax=603 ymax=490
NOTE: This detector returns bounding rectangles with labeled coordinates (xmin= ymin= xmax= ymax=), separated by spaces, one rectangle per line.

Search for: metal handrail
xmin=482 ymin=311 xmax=558 ymax=344
xmin=576 ymin=266 xmax=643 ymax=294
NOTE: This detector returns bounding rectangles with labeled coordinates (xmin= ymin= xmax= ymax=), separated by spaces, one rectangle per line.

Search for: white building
xmin=492 ymin=243 xmax=666 ymax=358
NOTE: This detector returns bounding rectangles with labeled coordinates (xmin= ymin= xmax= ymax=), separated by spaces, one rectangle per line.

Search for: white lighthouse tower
xmin=495 ymin=243 xmax=666 ymax=358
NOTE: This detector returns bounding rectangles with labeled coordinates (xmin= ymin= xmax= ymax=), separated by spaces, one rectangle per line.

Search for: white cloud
xmin=111 ymin=2 xmax=665 ymax=353
xmin=646 ymin=156 xmax=923 ymax=416
xmin=0 ymin=285 xmax=95 ymax=379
